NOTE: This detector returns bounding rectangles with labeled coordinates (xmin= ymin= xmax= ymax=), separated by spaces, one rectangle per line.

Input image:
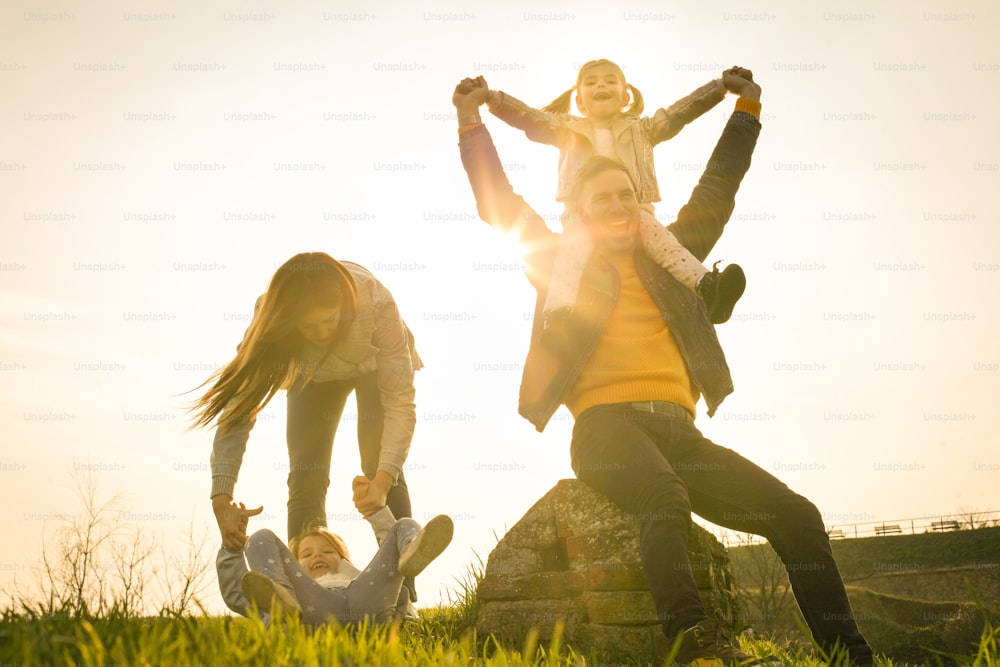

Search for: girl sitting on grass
xmin=216 ymin=499 xmax=453 ymax=626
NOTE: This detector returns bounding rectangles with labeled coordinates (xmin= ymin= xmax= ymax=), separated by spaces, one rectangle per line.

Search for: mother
xmin=190 ymin=252 xmax=422 ymax=593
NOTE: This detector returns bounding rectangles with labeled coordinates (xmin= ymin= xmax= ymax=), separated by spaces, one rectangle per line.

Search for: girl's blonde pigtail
xmin=541 ymin=87 xmax=575 ymax=114
xmin=625 ymin=84 xmax=645 ymax=117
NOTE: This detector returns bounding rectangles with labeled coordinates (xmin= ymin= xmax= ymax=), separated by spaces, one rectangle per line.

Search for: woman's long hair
xmin=188 ymin=252 xmax=358 ymax=430
xmin=541 ymin=58 xmax=644 ymax=117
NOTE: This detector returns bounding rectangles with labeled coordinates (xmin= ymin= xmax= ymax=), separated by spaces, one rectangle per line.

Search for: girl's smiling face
xmin=575 ymin=62 xmax=629 ymax=120
xmin=296 ymin=534 xmax=343 ymax=579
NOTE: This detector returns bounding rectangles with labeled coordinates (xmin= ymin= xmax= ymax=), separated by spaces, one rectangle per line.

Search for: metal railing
xmin=707 ymin=510 xmax=1000 ymax=547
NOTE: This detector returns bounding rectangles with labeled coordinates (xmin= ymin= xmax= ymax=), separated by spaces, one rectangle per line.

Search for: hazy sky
xmin=2 ymin=0 xmax=998 ymax=612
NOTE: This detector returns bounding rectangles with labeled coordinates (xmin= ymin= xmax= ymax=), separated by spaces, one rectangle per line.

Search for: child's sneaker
xmin=696 ymin=263 xmax=746 ymax=324
xmin=398 ymin=515 xmax=454 ymax=578
xmin=393 ymin=587 xmax=420 ymax=622
xmin=673 ymin=618 xmax=776 ymax=666
xmin=240 ymin=571 xmax=301 ymax=616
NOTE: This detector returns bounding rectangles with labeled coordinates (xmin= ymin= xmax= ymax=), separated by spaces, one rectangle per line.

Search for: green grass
xmin=726 ymin=525 xmax=1000 ymax=664
xmin=11 ymin=473 xmax=997 ymax=664
xmin=827 ymin=526 xmax=1000 ymax=580
xmin=3 ymin=528 xmax=998 ymax=666
xmin=3 ymin=604 xmax=999 ymax=667
xmin=727 ymin=526 xmax=1000 ymax=598
xmin=0 ymin=608 xmax=586 ymax=667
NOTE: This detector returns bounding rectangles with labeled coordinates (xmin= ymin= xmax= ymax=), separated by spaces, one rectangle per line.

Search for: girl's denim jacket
xmin=486 ymin=80 xmax=725 ymax=204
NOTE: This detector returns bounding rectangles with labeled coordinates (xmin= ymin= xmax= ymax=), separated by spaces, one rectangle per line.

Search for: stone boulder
xmin=476 ymin=479 xmax=740 ymax=662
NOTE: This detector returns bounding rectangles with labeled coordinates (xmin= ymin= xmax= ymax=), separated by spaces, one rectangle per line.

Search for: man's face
xmin=578 ymin=168 xmax=640 ymax=257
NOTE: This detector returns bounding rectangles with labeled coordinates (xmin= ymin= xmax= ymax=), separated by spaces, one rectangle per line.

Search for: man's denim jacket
xmin=458 ymin=108 xmax=761 ymax=431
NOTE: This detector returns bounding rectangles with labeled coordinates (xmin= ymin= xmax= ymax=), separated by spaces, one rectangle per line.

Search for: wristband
xmin=734 ymin=97 xmax=761 ymax=119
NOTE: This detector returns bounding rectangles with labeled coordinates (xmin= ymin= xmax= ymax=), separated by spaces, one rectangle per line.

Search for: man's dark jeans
xmin=570 ymin=402 xmax=871 ymax=658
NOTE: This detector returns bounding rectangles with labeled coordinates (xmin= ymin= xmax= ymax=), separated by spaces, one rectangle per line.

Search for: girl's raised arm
xmin=479 ymin=80 xmax=569 ymax=147
xmin=641 ymin=78 xmax=727 ymax=145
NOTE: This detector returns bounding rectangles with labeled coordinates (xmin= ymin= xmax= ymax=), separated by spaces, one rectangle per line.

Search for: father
xmin=453 ymin=72 xmax=873 ymax=666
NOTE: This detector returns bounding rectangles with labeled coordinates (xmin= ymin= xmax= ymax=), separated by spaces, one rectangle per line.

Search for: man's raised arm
xmin=454 ymin=78 xmax=555 ymax=254
xmin=668 ymin=69 xmax=763 ymax=263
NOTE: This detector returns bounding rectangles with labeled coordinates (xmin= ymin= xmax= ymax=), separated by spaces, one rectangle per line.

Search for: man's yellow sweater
xmin=566 ymin=253 xmax=698 ymax=418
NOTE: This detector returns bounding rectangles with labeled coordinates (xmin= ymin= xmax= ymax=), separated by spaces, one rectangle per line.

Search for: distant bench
xmin=827 ymin=529 xmax=846 ymax=539
xmin=874 ymin=524 xmax=902 ymax=536
xmin=931 ymin=520 xmax=961 ymax=531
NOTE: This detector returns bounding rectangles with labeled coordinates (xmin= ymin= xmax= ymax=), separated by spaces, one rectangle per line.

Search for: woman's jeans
xmin=285 ymin=372 xmax=415 ymax=595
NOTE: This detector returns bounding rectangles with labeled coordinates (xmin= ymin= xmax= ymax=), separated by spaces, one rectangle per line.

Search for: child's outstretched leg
xmin=638 ymin=208 xmax=746 ymax=324
xmin=540 ymin=212 xmax=591 ymax=352
xmin=346 ymin=516 xmax=453 ymax=623
xmin=398 ymin=515 xmax=454 ymax=577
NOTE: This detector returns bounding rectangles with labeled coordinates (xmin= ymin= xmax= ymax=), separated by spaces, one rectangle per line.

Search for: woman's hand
xmin=352 ymin=472 xmax=392 ymax=516
xmin=212 ymin=495 xmax=263 ymax=550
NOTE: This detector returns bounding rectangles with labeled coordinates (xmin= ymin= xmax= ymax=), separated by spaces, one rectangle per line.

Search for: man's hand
xmin=455 ymin=75 xmax=487 ymax=96
xmin=453 ymin=76 xmax=491 ymax=113
xmin=722 ymin=67 xmax=761 ymax=101
xmin=352 ymin=471 xmax=393 ymax=516
xmin=212 ymin=495 xmax=263 ymax=550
